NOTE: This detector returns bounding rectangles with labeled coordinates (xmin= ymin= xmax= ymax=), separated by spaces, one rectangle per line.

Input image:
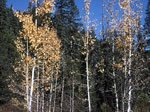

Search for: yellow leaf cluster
xmin=99 ymin=68 xmax=104 ymax=73
xmin=113 ymin=63 xmax=123 ymax=69
xmin=38 ymin=0 xmax=55 ymax=15
xmin=90 ymin=38 xmax=96 ymax=45
xmin=15 ymin=12 xmax=36 ymax=39
xmin=16 ymin=12 xmax=61 ymax=73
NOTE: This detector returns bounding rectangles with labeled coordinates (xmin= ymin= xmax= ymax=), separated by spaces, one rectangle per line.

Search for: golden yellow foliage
xmin=14 ymin=0 xmax=61 ymax=99
xmin=15 ymin=11 xmax=61 ymax=70
xmin=38 ymin=0 xmax=55 ymax=15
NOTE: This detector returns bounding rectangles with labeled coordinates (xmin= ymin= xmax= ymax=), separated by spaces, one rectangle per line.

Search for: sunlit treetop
xmin=38 ymin=0 xmax=55 ymax=15
xmin=14 ymin=0 xmax=61 ymax=76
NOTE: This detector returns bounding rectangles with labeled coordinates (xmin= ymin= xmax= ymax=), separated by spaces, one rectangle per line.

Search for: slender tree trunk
xmin=26 ymin=37 xmax=29 ymax=112
xmin=122 ymin=41 xmax=127 ymax=112
xmin=112 ymin=34 xmax=119 ymax=112
xmin=86 ymin=35 xmax=91 ymax=112
xmin=53 ymin=75 xmax=58 ymax=112
xmin=127 ymin=33 xmax=132 ymax=112
xmin=37 ymin=66 xmax=40 ymax=112
xmin=42 ymin=63 xmax=45 ymax=112
xmin=42 ymin=79 xmax=45 ymax=112
xmin=28 ymin=64 xmax=36 ymax=112
xmin=60 ymin=76 xmax=64 ymax=112
xmin=70 ymin=40 xmax=75 ymax=112
xmin=72 ymin=74 xmax=75 ymax=112
xmin=40 ymin=95 xmax=42 ymax=112
xmin=70 ymin=88 xmax=72 ymax=112
xmin=49 ymin=72 xmax=53 ymax=112
xmin=34 ymin=1 xmax=38 ymax=111
xmin=127 ymin=4 xmax=132 ymax=111
xmin=84 ymin=1 xmax=92 ymax=111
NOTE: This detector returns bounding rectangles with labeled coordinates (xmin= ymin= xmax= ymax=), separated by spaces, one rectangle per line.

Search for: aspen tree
xmin=49 ymin=71 xmax=53 ymax=112
xmin=84 ymin=0 xmax=92 ymax=111
xmin=53 ymin=72 xmax=58 ymax=112
xmin=26 ymin=37 xmax=29 ymax=112
xmin=42 ymin=63 xmax=45 ymax=112
xmin=118 ymin=0 xmax=142 ymax=111
xmin=28 ymin=0 xmax=38 ymax=111
xmin=60 ymin=75 xmax=64 ymax=112
xmin=71 ymin=40 xmax=75 ymax=112
xmin=15 ymin=0 xmax=61 ymax=111
xmin=106 ymin=0 xmax=119 ymax=111
xmin=28 ymin=59 xmax=36 ymax=112
xmin=37 ymin=66 xmax=40 ymax=112
xmin=70 ymin=89 xmax=72 ymax=112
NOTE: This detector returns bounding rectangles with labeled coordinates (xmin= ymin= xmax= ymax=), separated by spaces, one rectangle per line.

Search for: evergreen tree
xmin=53 ymin=0 xmax=86 ymax=111
xmin=53 ymin=0 xmax=82 ymax=55
xmin=144 ymin=0 xmax=150 ymax=50
xmin=0 ymin=0 xmax=20 ymax=104
xmin=144 ymin=0 xmax=150 ymax=34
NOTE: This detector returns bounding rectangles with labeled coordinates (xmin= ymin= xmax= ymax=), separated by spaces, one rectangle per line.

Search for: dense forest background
xmin=0 ymin=0 xmax=150 ymax=112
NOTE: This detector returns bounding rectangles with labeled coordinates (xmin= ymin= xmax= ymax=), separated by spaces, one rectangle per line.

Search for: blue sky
xmin=7 ymin=0 xmax=148 ymax=38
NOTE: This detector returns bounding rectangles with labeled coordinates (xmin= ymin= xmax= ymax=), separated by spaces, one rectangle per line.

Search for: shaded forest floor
xmin=0 ymin=100 xmax=150 ymax=112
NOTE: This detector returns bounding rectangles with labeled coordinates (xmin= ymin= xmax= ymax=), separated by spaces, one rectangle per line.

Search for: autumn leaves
xmin=14 ymin=0 xmax=61 ymax=111
xmin=15 ymin=0 xmax=61 ymax=74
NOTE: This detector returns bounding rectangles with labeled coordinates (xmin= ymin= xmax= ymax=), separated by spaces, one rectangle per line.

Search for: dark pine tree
xmin=53 ymin=0 xmax=83 ymax=55
xmin=53 ymin=0 xmax=86 ymax=111
xmin=144 ymin=0 xmax=150 ymax=50
xmin=0 ymin=0 xmax=21 ymax=104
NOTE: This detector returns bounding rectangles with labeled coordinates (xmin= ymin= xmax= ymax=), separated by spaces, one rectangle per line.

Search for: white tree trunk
xmin=60 ymin=76 xmax=64 ymax=112
xmin=127 ymin=4 xmax=132 ymax=111
xmin=26 ymin=37 xmax=29 ymax=112
xmin=122 ymin=42 xmax=127 ymax=112
xmin=42 ymin=82 xmax=44 ymax=112
xmin=42 ymin=63 xmax=45 ymax=112
xmin=49 ymin=72 xmax=53 ymax=112
xmin=28 ymin=65 xmax=36 ymax=112
xmin=70 ymin=40 xmax=75 ymax=112
xmin=26 ymin=64 xmax=29 ymax=111
xmin=70 ymin=89 xmax=72 ymax=112
xmin=112 ymin=34 xmax=119 ymax=112
xmin=72 ymin=74 xmax=75 ymax=112
xmin=86 ymin=36 xmax=91 ymax=112
xmin=40 ymin=96 xmax=42 ymax=112
xmin=127 ymin=35 xmax=132 ymax=112
xmin=84 ymin=0 xmax=92 ymax=111
xmin=53 ymin=75 xmax=58 ymax=112
xmin=37 ymin=66 xmax=39 ymax=112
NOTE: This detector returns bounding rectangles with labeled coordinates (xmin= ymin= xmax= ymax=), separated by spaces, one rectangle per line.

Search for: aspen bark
xmin=84 ymin=0 xmax=92 ymax=111
xmin=42 ymin=63 xmax=45 ymax=112
xmin=127 ymin=32 xmax=132 ymax=112
xmin=37 ymin=66 xmax=39 ymax=112
xmin=70 ymin=88 xmax=72 ymax=112
xmin=112 ymin=33 xmax=119 ymax=112
xmin=49 ymin=72 xmax=53 ymax=112
xmin=72 ymin=74 xmax=75 ymax=112
xmin=28 ymin=64 xmax=36 ymax=112
xmin=86 ymin=35 xmax=91 ymax=112
xmin=60 ymin=76 xmax=64 ymax=112
xmin=42 ymin=86 xmax=44 ymax=112
xmin=53 ymin=75 xmax=58 ymax=112
xmin=127 ymin=2 xmax=132 ymax=111
xmin=122 ymin=40 xmax=127 ymax=112
xmin=71 ymin=40 xmax=75 ymax=112
xmin=26 ymin=37 xmax=29 ymax=112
